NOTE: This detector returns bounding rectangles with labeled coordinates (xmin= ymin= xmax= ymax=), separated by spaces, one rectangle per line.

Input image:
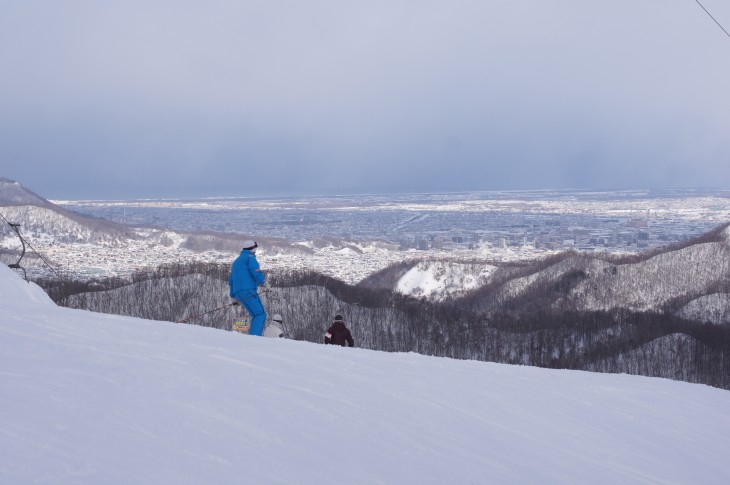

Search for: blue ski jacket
xmin=229 ymin=249 xmax=266 ymax=297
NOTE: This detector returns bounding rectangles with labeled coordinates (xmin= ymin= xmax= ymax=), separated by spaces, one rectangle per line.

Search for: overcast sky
xmin=1 ymin=0 xmax=729 ymax=199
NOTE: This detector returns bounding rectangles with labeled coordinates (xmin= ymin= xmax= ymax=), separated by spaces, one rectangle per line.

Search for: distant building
xmin=627 ymin=218 xmax=649 ymax=228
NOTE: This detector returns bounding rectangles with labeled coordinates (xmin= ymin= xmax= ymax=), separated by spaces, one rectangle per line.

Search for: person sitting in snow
xmin=263 ymin=313 xmax=285 ymax=338
xmin=324 ymin=314 xmax=354 ymax=347
xmin=229 ymin=240 xmax=269 ymax=336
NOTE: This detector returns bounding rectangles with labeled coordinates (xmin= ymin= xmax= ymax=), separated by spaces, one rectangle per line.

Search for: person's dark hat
xmin=334 ymin=314 xmax=344 ymax=322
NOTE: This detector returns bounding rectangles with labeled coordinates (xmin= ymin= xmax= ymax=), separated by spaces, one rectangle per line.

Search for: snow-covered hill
xmin=0 ymin=205 xmax=131 ymax=244
xmin=570 ymin=241 xmax=730 ymax=312
xmin=442 ymin=225 xmax=730 ymax=316
xmin=0 ymin=178 xmax=51 ymax=206
xmin=383 ymin=224 xmax=730 ymax=312
xmin=395 ymin=261 xmax=497 ymax=301
xmin=677 ymin=293 xmax=730 ymax=324
xmin=1 ymin=179 xmax=414 ymax=280
xmin=2 ymin=263 xmax=730 ymax=485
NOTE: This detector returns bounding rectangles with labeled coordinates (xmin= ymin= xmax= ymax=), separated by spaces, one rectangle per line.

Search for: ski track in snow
xmin=2 ymin=264 xmax=730 ymax=484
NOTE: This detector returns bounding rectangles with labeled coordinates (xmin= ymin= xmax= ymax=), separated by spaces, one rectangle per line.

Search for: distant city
xmin=58 ymin=188 xmax=730 ymax=254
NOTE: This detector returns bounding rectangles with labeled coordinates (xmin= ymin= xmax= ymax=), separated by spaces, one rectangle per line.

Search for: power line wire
xmin=1 ymin=209 xmax=67 ymax=282
xmin=694 ymin=0 xmax=730 ymax=40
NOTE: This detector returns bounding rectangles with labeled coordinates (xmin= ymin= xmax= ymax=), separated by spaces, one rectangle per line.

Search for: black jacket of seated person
xmin=324 ymin=315 xmax=354 ymax=347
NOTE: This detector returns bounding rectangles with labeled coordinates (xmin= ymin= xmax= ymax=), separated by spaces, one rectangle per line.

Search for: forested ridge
xmin=44 ymin=232 xmax=730 ymax=389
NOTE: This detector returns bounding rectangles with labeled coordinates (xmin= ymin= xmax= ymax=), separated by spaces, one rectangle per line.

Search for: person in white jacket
xmin=263 ymin=314 xmax=285 ymax=338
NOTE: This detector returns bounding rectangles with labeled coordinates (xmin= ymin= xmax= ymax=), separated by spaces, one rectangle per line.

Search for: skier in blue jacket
xmin=229 ymin=240 xmax=269 ymax=336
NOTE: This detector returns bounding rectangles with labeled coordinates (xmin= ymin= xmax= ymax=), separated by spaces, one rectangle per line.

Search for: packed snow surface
xmin=1 ymin=264 xmax=730 ymax=485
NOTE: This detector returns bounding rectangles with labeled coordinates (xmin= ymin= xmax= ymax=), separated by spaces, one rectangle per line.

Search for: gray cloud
xmin=1 ymin=0 xmax=729 ymax=199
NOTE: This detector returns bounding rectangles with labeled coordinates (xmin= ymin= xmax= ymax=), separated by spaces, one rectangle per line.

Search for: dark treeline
xmin=38 ymin=261 xmax=730 ymax=390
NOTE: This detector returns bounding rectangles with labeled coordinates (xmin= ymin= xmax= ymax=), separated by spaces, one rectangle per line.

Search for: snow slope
xmin=2 ymin=263 xmax=730 ymax=485
xmin=395 ymin=261 xmax=497 ymax=301
xmin=0 ymin=178 xmax=50 ymax=206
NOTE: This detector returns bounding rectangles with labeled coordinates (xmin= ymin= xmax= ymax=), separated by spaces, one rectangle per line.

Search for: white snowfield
xmin=395 ymin=261 xmax=497 ymax=301
xmin=1 ymin=264 xmax=730 ymax=485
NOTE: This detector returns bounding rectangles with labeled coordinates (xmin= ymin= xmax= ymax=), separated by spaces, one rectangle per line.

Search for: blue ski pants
xmin=234 ymin=290 xmax=267 ymax=336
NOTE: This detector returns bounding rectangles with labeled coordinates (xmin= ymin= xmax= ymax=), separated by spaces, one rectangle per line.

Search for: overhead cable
xmin=0 ymin=209 xmax=67 ymax=282
xmin=694 ymin=0 xmax=730 ymax=40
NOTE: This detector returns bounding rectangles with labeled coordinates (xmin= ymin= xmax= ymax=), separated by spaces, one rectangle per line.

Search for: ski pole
xmin=175 ymin=302 xmax=239 ymax=324
xmin=175 ymin=289 xmax=268 ymax=324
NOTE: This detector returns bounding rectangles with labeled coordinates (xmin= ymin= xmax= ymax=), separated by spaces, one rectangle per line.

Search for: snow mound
xmin=395 ymin=261 xmax=496 ymax=301
xmin=0 ymin=263 xmax=55 ymax=308
xmin=2 ymin=264 xmax=730 ymax=484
